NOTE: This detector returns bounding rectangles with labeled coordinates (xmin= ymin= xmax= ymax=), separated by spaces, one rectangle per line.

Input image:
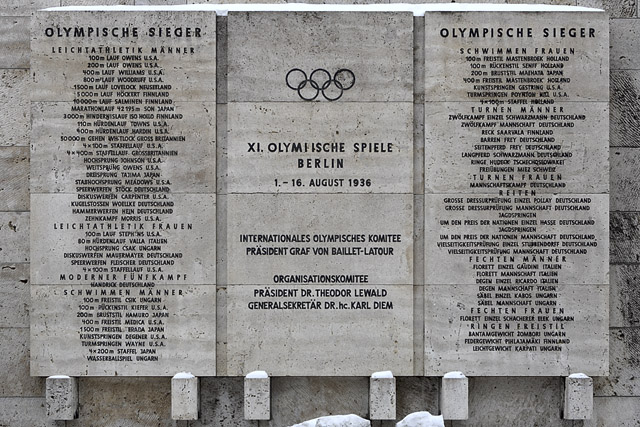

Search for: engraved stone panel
xmin=30 ymin=10 xmax=216 ymax=376
xmin=227 ymin=285 xmax=413 ymax=376
xmin=424 ymin=284 xmax=609 ymax=376
xmin=31 ymin=284 xmax=216 ymax=376
xmin=424 ymin=11 xmax=609 ymax=376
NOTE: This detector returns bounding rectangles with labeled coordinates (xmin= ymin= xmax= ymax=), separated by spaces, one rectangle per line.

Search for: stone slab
xmin=226 ymin=102 xmax=412 ymax=194
xmin=31 ymin=101 xmax=216 ymax=194
xmin=225 ymin=193 xmax=412 ymax=285
xmin=424 ymin=193 xmax=609 ymax=285
xmin=424 ymin=12 xmax=609 ymax=102
xmin=611 ymin=147 xmax=640 ymax=210
xmin=30 ymin=193 xmax=215 ymax=286
xmin=30 ymin=284 xmax=215 ymax=376
xmin=586 ymin=397 xmax=640 ymax=427
xmin=0 ymin=398 xmax=56 ymax=427
xmin=199 ymin=377 xmax=253 ymax=427
xmin=440 ymin=373 xmax=468 ymax=420
xmin=610 ymin=212 xmax=640 ymax=264
xmin=424 ymin=102 xmax=609 ymax=195
xmin=609 ymin=265 xmax=640 ymax=327
xmin=244 ymin=375 xmax=270 ymax=420
xmin=594 ymin=328 xmax=640 ymax=397
xmin=171 ymin=374 xmax=199 ymax=420
xmin=0 ymin=70 xmax=30 ymax=147
xmin=424 ymin=284 xmax=609 ymax=376
xmin=369 ymin=376 xmax=396 ymax=420
xmin=564 ymin=374 xmax=593 ymax=420
xmin=227 ymin=12 xmax=413 ymax=102
xmin=611 ymin=70 xmax=640 ymax=148
xmin=0 ymin=1 xmax=60 ymax=16
xmin=46 ymin=376 xmax=78 ymax=420
xmin=227 ymin=284 xmax=413 ymax=376
xmin=610 ymin=18 xmax=640 ymax=70
xmin=0 ymin=212 xmax=29 ymax=263
xmin=31 ymin=11 xmax=215 ymax=102
xmin=0 ymin=17 xmax=30 ymax=68
xmin=0 ymin=264 xmax=29 ymax=328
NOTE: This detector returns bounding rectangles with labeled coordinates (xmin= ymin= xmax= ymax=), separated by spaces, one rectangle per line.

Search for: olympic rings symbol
xmin=286 ymin=68 xmax=356 ymax=101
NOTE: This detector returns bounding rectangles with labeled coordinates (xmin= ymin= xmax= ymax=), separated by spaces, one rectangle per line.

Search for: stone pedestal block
xmin=45 ymin=375 xmax=77 ymax=420
xmin=171 ymin=373 xmax=199 ymax=420
xmin=564 ymin=374 xmax=593 ymax=420
xmin=369 ymin=371 xmax=396 ymax=420
xmin=440 ymin=372 xmax=468 ymax=420
xmin=244 ymin=371 xmax=270 ymax=420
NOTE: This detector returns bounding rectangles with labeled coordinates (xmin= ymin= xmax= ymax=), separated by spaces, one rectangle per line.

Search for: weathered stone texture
xmin=394 ymin=377 xmax=439 ymax=422
xmin=0 ymin=264 xmax=29 ymax=327
xmin=136 ymin=0 xmax=187 ymax=4
xmin=611 ymin=71 xmax=640 ymax=147
xmin=66 ymin=377 xmax=171 ymax=426
xmin=610 ymin=265 xmax=640 ymax=327
xmin=564 ymin=375 xmax=593 ymax=420
xmin=0 ymin=212 xmax=28 ymax=263
xmin=269 ymin=377 xmax=368 ymax=426
xmin=0 ymin=147 xmax=28 ymax=211
xmin=610 ymin=212 xmax=640 ymax=263
xmin=60 ymin=0 xmax=134 ymax=5
xmin=171 ymin=374 xmax=199 ymax=420
xmin=0 ymin=398 xmax=55 ymax=427
xmin=197 ymin=377 xmax=253 ymax=427
xmin=369 ymin=375 xmax=396 ymax=420
xmin=610 ymin=19 xmax=640 ymax=70
xmin=589 ymin=0 xmax=637 ymax=17
xmin=611 ymin=148 xmax=640 ymax=210
xmin=0 ymin=70 xmax=29 ymax=147
xmin=0 ymin=17 xmax=29 ymax=68
xmin=0 ymin=328 xmax=44 ymax=397
xmin=0 ymin=1 xmax=60 ymax=17
xmin=455 ymin=377 xmax=574 ymax=427
xmin=594 ymin=328 xmax=640 ymax=396
xmin=586 ymin=397 xmax=640 ymax=427
xmin=46 ymin=376 xmax=77 ymax=420
xmin=244 ymin=375 xmax=270 ymax=420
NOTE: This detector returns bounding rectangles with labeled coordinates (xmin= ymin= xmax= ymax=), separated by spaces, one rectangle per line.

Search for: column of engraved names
xmin=426 ymin=19 xmax=608 ymax=358
xmin=60 ymin=46 xmax=187 ymax=362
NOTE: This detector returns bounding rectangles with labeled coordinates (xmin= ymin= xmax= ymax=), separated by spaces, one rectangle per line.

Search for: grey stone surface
xmin=0 ymin=264 xmax=29 ymax=327
xmin=46 ymin=376 xmax=78 ymax=420
xmin=30 ymin=101 xmax=216 ymax=194
xmin=456 ymin=377 xmax=574 ymax=427
xmin=0 ymin=397 xmax=55 ymax=427
xmin=66 ymin=377 xmax=171 ymax=426
xmin=611 ymin=70 xmax=640 ymax=147
xmin=610 ymin=211 xmax=640 ymax=263
xmin=32 ymin=11 xmax=216 ymax=102
xmin=29 ymin=193 xmax=215 ymax=285
xmin=594 ymin=328 xmax=640 ymax=396
xmin=197 ymin=377 xmax=253 ymax=427
xmin=424 ymin=102 xmax=610 ymax=195
xmin=0 ymin=70 xmax=30 ymax=147
xmin=585 ymin=397 xmax=640 ymax=427
xmin=171 ymin=374 xmax=199 ymax=420
xmin=609 ymin=265 xmax=640 ymax=327
xmin=395 ymin=377 xmax=440 ymax=422
xmin=610 ymin=18 xmax=640 ymax=70
xmin=424 ymin=284 xmax=609 ymax=376
xmin=225 ymin=194 xmax=413 ymax=285
xmin=31 ymin=284 xmax=216 ymax=376
xmin=136 ymin=0 xmax=187 ymax=4
xmin=227 ymin=284 xmax=413 ymax=376
xmin=60 ymin=0 xmax=133 ymax=5
xmin=225 ymin=102 xmax=413 ymax=194
xmin=440 ymin=373 xmax=468 ymax=420
xmin=244 ymin=374 xmax=270 ymax=420
xmin=0 ymin=212 xmax=28 ymax=263
xmin=0 ymin=328 xmax=45 ymax=397
xmin=0 ymin=147 xmax=28 ymax=211
xmin=227 ymin=12 xmax=413 ymax=102
xmin=564 ymin=374 xmax=593 ymax=420
xmin=0 ymin=1 xmax=60 ymax=16
xmin=611 ymin=148 xmax=640 ymax=210
xmin=369 ymin=375 xmax=395 ymax=420
xmin=269 ymin=377 xmax=369 ymax=426
xmin=424 ymin=193 xmax=609 ymax=285
xmin=424 ymin=12 xmax=609 ymax=102
xmin=0 ymin=17 xmax=30 ymax=68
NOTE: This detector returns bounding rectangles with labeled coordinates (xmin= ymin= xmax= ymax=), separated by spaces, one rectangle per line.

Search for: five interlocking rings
xmin=286 ymin=68 xmax=356 ymax=101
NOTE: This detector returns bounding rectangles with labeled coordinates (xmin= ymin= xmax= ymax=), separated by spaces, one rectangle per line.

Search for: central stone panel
xmin=224 ymin=12 xmax=414 ymax=376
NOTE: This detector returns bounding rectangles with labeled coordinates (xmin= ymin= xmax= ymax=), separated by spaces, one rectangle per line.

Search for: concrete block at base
xmin=564 ymin=374 xmax=593 ymax=420
xmin=171 ymin=373 xmax=199 ymax=420
xmin=244 ymin=371 xmax=270 ymax=420
xmin=440 ymin=372 xmax=468 ymax=420
xmin=369 ymin=371 xmax=396 ymax=420
xmin=45 ymin=376 xmax=77 ymax=420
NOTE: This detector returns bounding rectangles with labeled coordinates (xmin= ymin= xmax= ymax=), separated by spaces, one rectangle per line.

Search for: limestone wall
xmin=0 ymin=0 xmax=638 ymax=426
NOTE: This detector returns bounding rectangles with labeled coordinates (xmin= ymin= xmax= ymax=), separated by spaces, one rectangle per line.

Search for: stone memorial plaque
xmin=424 ymin=11 xmax=609 ymax=376
xmin=30 ymin=10 xmax=216 ymax=376
xmin=225 ymin=12 xmax=414 ymax=376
